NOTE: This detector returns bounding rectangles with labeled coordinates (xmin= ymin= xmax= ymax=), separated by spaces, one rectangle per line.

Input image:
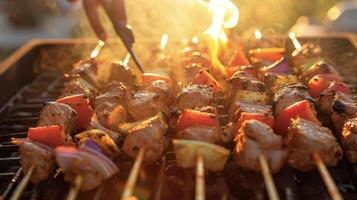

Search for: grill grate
xmin=0 ymin=71 xmax=63 ymax=199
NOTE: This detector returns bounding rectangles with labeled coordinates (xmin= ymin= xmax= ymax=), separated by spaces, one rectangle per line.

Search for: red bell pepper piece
xmin=237 ymin=113 xmax=274 ymax=129
xmin=229 ymin=50 xmax=250 ymax=67
xmin=274 ymin=100 xmax=320 ymax=135
xmin=249 ymin=48 xmax=285 ymax=62
xmin=323 ymin=81 xmax=352 ymax=95
xmin=191 ymin=69 xmax=221 ymax=93
xmin=308 ymin=73 xmax=343 ymax=98
xmin=176 ymin=109 xmax=219 ymax=132
xmin=57 ymin=94 xmax=94 ymax=129
xmin=28 ymin=125 xmax=64 ymax=148
xmin=141 ymin=73 xmax=171 ymax=84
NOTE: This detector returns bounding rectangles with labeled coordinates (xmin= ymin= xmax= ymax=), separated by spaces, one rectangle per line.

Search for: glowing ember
xmin=203 ymin=0 xmax=239 ymax=76
xmin=90 ymin=40 xmax=105 ymax=59
xmin=160 ymin=33 xmax=169 ymax=50
xmin=192 ymin=36 xmax=199 ymax=44
xmin=254 ymin=29 xmax=262 ymax=40
xmin=289 ymin=32 xmax=302 ymax=50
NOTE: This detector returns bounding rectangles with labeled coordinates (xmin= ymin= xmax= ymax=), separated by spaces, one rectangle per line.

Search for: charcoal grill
xmin=0 ymin=36 xmax=357 ymax=200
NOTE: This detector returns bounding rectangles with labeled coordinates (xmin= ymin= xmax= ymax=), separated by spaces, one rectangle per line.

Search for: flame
xmin=90 ymin=40 xmax=105 ymax=59
xmin=203 ymin=0 xmax=239 ymax=76
xmin=254 ymin=29 xmax=262 ymax=40
xmin=160 ymin=33 xmax=169 ymax=50
xmin=289 ymin=32 xmax=302 ymax=50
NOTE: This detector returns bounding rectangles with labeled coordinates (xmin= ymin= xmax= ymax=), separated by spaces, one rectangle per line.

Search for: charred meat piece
xmin=227 ymin=75 xmax=265 ymax=104
xmin=127 ymin=91 xmax=170 ymax=121
xmin=341 ymin=118 xmax=357 ymax=163
xmin=184 ymin=63 xmax=205 ymax=83
xmin=67 ymin=58 xmax=99 ymax=88
xmin=332 ymin=93 xmax=357 ymax=132
xmin=38 ymin=102 xmax=77 ymax=140
xmin=60 ymin=78 xmax=97 ymax=99
xmin=122 ymin=113 xmax=168 ymax=164
xmin=94 ymin=102 xmax=128 ymax=131
xmin=229 ymin=102 xmax=272 ymax=123
xmin=141 ymin=80 xmax=174 ymax=105
xmin=273 ymin=83 xmax=314 ymax=116
xmin=263 ymin=73 xmax=297 ymax=92
xmin=284 ymin=118 xmax=342 ymax=172
xmin=106 ymin=61 xmax=137 ymax=89
xmin=94 ymin=82 xmax=128 ymax=109
xmin=291 ymin=42 xmax=321 ymax=71
xmin=234 ymin=120 xmax=287 ymax=173
xmin=299 ymin=61 xmax=339 ymax=84
xmin=176 ymin=126 xmax=220 ymax=144
xmin=177 ymin=84 xmax=214 ymax=110
xmin=19 ymin=142 xmax=55 ymax=184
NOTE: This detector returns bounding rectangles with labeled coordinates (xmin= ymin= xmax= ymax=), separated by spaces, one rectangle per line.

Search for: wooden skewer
xmin=195 ymin=153 xmax=205 ymax=200
xmin=9 ymin=166 xmax=35 ymax=200
xmin=90 ymin=40 xmax=105 ymax=59
xmin=258 ymin=154 xmax=280 ymax=200
xmin=66 ymin=175 xmax=84 ymax=200
xmin=121 ymin=148 xmax=146 ymax=200
xmin=123 ymin=53 xmax=131 ymax=68
xmin=312 ymin=153 xmax=343 ymax=200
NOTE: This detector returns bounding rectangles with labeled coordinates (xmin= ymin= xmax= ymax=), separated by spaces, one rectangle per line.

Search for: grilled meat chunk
xmin=177 ymin=84 xmax=214 ymax=110
xmin=341 ymin=118 xmax=357 ymax=163
xmin=273 ymin=83 xmax=314 ymax=116
xmin=284 ymin=118 xmax=342 ymax=172
xmin=234 ymin=120 xmax=287 ymax=173
xmin=227 ymin=76 xmax=265 ymax=104
xmin=229 ymin=102 xmax=272 ymax=123
xmin=94 ymin=82 xmax=128 ymax=109
xmin=122 ymin=113 xmax=168 ymax=164
xmin=106 ymin=61 xmax=137 ymax=89
xmin=94 ymin=102 xmax=128 ymax=131
xmin=195 ymin=106 xmax=218 ymax=115
xmin=127 ymin=91 xmax=170 ymax=121
xmin=176 ymin=126 xmax=220 ymax=144
xmin=299 ymin=61 xmax=339 ymax=84
xmin=19 ymin=142 xmax=55 ymax=184
xmin=263 ymin=73 xmax=297 ymax=92
xmin=184 ymin=63 xmax=205 ymax=83
xmin=67 ymin=59 xmax=99 ymax=88
xmin=60 ymin=78 xmax=97 ymax=99
xmin=141 ymin=80 xmax=174 ymax=105
xmin=332 ymin=93 xmax=357 ymax=132
xmin=38 ymin=102 xmax=77 ymax=139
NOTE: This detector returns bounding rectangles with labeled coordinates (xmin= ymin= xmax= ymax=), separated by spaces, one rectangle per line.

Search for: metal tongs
xmin=102 ymin=0 xmax=144 ymax=73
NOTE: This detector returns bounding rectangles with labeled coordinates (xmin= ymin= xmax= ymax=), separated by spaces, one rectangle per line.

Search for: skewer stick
xmin=123 ymin=53 xmax=131 ymax=68
xmin=121 ymin=148 xmax=146 ymax=200
xmin=66 ymin=175 xmax=83 ymax=200
xmin=90 ymin=40 xmax=105 ymax=59
xmin=9 ymin=166 xmax=35 ymax=200
xmin=153 ymin=156 xmax=166 ymax=200
xmin=195 ymin=153 xmax=205 ymax=200
xmin=258 ymin=154 xmax=280 ymax=200
xmin=312 ymin=153 xmax=343 ymax=200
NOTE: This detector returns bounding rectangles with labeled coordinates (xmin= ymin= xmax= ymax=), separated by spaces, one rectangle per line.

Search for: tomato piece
xmin=28 ymin=125 xmax=64 ymax=148
xmin=274 ymin=100 xmax=320 ymax=135
xmin=323 ymin=81 xmax=352 ymax=95
xmin=191 ymin=69 xmax=221 ymax=93
xmin=176 ymin=109 xmax=219 ymax=132
xmin=308 ymin=73 xmax=343 ymax=98
xmin=229 ymin=50 xmax=250 ymax=67
xmin=237 ymin=113 xmax=274 ymax=129
xmin=141 ymin=73 xmax=171 ymax=84
xmin=57 ymin=94 xmax=94 ymax=129
xmin=249 ymin=48 xmax=285 ymax=62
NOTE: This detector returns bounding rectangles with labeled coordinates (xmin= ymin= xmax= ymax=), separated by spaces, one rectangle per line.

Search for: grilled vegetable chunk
xmin=19 ymin=142 xmax=55 ymax=184
xmin=341 ymin=118 xmax=357 ymax=163
xmin=122 ymin=113 xmax=168 ymax=164
xmin=177 ymin=84 xmax=214 ymax=110
xmin=284 ymin=118 xmax=342 ymax=172
xmin=234 ymin=120 xmax=287 ymax=173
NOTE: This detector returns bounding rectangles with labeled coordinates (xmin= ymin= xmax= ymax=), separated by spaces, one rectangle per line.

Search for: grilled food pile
xmin=12 ymin=36 xmax=357 ymax=199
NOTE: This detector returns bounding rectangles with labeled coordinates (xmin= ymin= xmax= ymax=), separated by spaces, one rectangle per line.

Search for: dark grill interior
xmin=0 ymin=37 xmax=357 ymax=200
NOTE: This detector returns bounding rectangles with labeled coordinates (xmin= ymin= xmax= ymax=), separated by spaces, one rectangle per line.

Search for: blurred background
xmin=0 ymin=0 xmax=356 ymax=63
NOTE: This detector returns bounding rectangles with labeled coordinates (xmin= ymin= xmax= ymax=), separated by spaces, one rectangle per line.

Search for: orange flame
xmin=203 ymin=0 xmax=239 ymax=76
xmin=160 ymin=33 xmax=169 ymax=50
